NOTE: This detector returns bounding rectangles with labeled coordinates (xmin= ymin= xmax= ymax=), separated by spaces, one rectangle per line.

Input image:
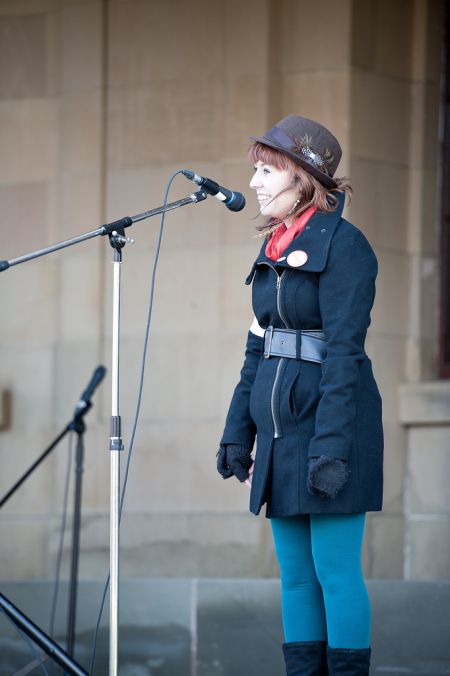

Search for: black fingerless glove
xmin=307 ymin=455 xmax=349 ymax=499
xmin=216 ymin=444 xmax=252 ymax=482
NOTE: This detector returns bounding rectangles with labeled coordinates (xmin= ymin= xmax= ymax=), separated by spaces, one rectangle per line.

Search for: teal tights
xmin=270 ymin=513 xmax=370 ymax=649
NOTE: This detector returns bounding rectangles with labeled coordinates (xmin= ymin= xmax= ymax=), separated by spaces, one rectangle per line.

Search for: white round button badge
xmin=287 ymin=250 xmax=308 ymax=267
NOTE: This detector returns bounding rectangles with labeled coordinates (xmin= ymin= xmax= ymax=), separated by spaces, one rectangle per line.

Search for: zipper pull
xmin=276 ymin=276 xmax=281 ymax=289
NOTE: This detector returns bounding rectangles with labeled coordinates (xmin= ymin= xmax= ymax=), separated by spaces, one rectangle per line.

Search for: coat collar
xmin=245 ymin=193 xmax=345 ymax=284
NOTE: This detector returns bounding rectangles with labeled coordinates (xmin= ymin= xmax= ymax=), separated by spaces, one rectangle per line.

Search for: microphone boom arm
xmin=0 ymin=190 xmax=207 ymax=273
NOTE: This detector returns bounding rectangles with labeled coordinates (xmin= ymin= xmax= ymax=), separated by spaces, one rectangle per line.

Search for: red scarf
xmin=265 ymin=206 xmax=317 ymax=261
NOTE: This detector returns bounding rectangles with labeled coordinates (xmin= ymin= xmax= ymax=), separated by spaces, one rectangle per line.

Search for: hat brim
xmin=250 ymin=134 xmax=338 ymax=189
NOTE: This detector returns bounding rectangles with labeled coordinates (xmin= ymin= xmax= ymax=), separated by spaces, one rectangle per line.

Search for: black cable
xmin=88 ymin=170 xmax=184 ymax=675
xmin=0 ymin=606 xmax=50 ymax=676
xmin=49 ymin=430 xmax=74 ymax=638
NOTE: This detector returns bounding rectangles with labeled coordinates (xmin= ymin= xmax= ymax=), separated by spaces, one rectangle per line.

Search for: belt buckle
xmin=264 ymin=326 xmax=274 ymax=358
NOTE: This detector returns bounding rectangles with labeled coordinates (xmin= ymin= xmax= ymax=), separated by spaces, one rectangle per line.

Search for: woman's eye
xmin=263 ymin=168 xmax=271 ymax=174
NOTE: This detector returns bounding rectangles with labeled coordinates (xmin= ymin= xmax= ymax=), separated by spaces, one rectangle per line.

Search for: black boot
xmin=282 ymin=641 xmax=328 ymax=675
xmin=326 ymin=646 xmax=371 ymax=675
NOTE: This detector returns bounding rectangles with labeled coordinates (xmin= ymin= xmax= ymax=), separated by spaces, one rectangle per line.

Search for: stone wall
xmin=0 ymin=0 xmax=448 ymax=581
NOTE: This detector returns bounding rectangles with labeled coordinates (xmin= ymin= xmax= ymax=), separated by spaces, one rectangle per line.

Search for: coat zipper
xmin=260 ymin=262 xmax=289 ymax=326
xmin=271 ymin=359 xmax=284 ymax=438
xmin=260 ymin=262 xmax=288 ymax=438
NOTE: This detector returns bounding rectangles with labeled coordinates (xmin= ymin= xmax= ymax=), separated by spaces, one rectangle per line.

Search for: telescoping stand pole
xmin=108 ymin=230 xmax=125 ymax=675
xmin=0 ymin=189 xmax=207 ymax=675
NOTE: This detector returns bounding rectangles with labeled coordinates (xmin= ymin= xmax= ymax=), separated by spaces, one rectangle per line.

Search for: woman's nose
xmin=249 ymin=172 xmax=260 ymax=189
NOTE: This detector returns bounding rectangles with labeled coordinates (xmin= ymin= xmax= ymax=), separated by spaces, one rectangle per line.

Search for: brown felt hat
xmin=250 ymin=114 xmax=342 ymax=189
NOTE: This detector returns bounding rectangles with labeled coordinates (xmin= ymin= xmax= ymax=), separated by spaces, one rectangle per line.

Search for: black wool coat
xmin=220 ymin=195 xmax=384 ymax=517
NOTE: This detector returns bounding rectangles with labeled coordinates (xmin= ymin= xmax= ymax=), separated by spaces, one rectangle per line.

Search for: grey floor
xmin=1 ymin=579 xmax=449 ymax=675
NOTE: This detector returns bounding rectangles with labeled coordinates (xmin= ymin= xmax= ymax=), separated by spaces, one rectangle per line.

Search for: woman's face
xmin=249 ymin=160 xmax=298 ymax=220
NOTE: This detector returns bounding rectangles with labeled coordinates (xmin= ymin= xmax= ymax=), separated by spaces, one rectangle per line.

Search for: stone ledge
xmin=399 ymin=380 xmax=450 ymax=425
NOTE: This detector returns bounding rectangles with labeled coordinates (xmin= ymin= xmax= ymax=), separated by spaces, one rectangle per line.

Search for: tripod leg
xmin=0 ymin=593 xmax=88 ymax=676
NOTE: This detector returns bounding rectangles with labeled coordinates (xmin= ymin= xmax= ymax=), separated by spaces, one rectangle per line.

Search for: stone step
xmin=1 ymin=579 xmax=449 ymax=674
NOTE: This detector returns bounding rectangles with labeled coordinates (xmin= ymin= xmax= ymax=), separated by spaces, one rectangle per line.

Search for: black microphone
xmin=182 ymin=169 xmax=245 ymax=212
xmin=75 ymin=365 xmax=107 ymax=414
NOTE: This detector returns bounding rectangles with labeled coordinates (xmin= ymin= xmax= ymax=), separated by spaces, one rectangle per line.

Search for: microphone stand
xmin=0 ymin=398 xmax=94 ymax=674
xmin=0 ymin=189 xmax=207 ymax=676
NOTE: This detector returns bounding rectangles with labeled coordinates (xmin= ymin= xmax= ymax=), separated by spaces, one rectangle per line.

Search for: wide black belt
xmin=263 ymin=327 xmax=326 ymax=363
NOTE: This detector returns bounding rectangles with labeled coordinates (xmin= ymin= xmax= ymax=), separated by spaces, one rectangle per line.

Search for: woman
xmin=217 ymin=115 xmax=383 ymax=675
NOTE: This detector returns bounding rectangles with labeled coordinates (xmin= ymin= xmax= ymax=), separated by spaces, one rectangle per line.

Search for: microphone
xmin=182 ymin=169 xmax=245 ymax=212
xmin=75 ymin=365 xmax=107 ymax=414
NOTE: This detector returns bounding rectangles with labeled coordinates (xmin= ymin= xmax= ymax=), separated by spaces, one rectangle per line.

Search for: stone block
xmin=109 ymin=418 xmax=249 ymax=513
xmin=418 ymin=256 xmax=439 ymax=340
xmin=408 ymin=426 xmax=450 ymax=513
xmin=197 ymin=579 xmax=283 ymax=675
xmin=415 ymin=82 xmax=440 ymax=171
xmin=405 ymin=168 xmax=440 ymax=257
xmin=61 ymin=0 xmax=102 ymax=92
xmin=418 ymin=337 xmax=439 ymax=382
xmin=399 ymin=380 xmax=450 ymax=425
xmin=1 ymin=252 xmax=57 ymax=349
xmin=0 ymin=181 xmax=48 ymax=260
xmin=0 ymin=518 xmax=49 ymax=578
xmin=372 ymin=0 xmax=413 ymax=79
xmin=351 ymin=0 xmax=376 ymax=71
xmin=278 ymin=0 xmax=351 ymax=73
xmin=107 ymin=79 xmax=226 ymax=168
xmin=57 ymin=252 xmax=103 ymax=341
xmin=420 ymin=169 xmax=440 ymax=256
xmin=0 ymin=99 xmax=59 ymax=183
xmin=425 ymin=0 xmax=446 ymax=84
xmin=381 ymin=420 xmax=406 ymax=514
xmin=404 ymin=253 xmax=439 ymax=346
xmin=351 ymin=69 xmax=410 ymax=166
xmin=407 ymin=518 xmax=450 ymax=580
xmin=138 ymin=246 xmax=221 ymax=334
xmin=108 ymin=0 xmax=225 ymax=87
xmin=57 ymin=170 xmax=102 ymax=240
xmin=0 ymin=345 xmax=55 ymax=431
xmin=69 ymin=511 xmax=261 ymax=577
xmin=223 ymin=75 xmax=270 ymax=158
xmin=346 ymin=156 xmax=380 ymax=245
xmin=60 ymin=92 xmax=102 ymax=172
xmin=347 ymin=158 xmax=410 ymax=254
xmin=368 ymin=333 xmax=407 ymax=418
xmin=366 ymin=512 xmax=404 ymax=578
xmin=369 ymin=580 xmax=450 ymax=670
xmin=224 ymin=0 xmax=270 ymax=76
xmin=0 ymin=13 xmax=47 ymax=99
xmin=371 ymin=249 xmax=410 ymax=339
xmin=0 ymin=1 xmax=58 ymax=14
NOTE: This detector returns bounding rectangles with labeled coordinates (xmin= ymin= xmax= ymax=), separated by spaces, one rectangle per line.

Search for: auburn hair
xmin=248 ymin=142 xmax=352 ymax=237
